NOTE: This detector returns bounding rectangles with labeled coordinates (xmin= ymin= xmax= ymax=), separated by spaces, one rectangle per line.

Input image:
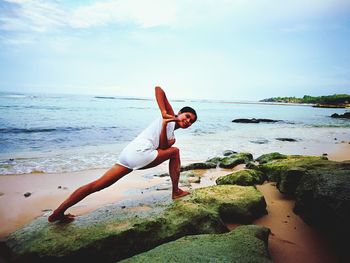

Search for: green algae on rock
xmin=218 ymin=152 xmax=253 ymax=169
xmin=120 ymin=225 xmax=272 ymax=263
xmin=180 ymin=161 xmax=217 ymax=171
xmin=255 ymin=152 xmax=287 ymax=164
xmin=188 ymin=185 xmax=267 ymax=223
xmin=4 ymin=185 xmax=267 ymax=263
xmin=216 ymin=169 xmax=265 ymax=186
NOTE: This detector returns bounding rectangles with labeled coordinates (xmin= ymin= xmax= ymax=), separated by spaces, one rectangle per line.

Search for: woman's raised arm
xmin=155 ymin=86 xmax=175 ymax=118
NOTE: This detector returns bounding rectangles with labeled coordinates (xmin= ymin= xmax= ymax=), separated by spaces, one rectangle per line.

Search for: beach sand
xmin=0 ymin=143 xmax=349 ymax=262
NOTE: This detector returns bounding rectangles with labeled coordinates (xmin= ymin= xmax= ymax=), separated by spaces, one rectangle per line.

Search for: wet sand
xmin=0 ymin=143 xmax=349 ymax=262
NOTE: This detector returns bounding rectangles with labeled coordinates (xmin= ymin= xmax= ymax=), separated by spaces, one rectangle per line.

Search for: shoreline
xmin=0 ymin=144 xmax=349 ymax=262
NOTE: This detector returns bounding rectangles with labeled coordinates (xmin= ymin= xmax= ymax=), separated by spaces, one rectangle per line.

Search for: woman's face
xmin=177 ymin=112 xmax=196 ymax=129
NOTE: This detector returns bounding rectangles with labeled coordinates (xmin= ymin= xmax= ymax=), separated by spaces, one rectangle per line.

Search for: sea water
xmin=0 ymin=92 xmax=349 ymax=174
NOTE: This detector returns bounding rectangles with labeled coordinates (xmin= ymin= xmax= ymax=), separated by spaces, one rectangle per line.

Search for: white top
xmin=117 ymin=117 xmax=176 ymax=170
xmin=133 ymin=117 xmax=175 ymax=150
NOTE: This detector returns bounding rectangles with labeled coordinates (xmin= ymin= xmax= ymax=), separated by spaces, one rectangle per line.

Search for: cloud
xmin=1 ymin=0 xmax=349 ymax=37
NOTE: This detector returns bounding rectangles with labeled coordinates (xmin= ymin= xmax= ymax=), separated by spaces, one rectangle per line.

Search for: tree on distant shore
xmin=260 ymin=94 xmax=350 ymax=105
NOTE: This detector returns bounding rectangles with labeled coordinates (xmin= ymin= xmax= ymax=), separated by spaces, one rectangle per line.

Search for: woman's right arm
xmin=155 ymin=86 xmax=175 ymax=118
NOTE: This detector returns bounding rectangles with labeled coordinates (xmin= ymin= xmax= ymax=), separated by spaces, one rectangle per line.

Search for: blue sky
xmin=0 ymin=0 xmax=349 ymax=100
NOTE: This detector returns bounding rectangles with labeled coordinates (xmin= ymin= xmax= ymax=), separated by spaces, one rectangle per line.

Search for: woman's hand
xmin=162 ymin=115 xmax=179 ymax=124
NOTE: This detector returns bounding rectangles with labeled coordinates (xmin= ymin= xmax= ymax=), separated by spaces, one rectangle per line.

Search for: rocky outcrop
xmin=180 ymin=161 xmax=217 ymax=171
xmin=331 ymin=112 xmax=350 ymax=119
xmin=120 ymin=225 xmax=272 ymax=263
xmin=4 ymin=185 xmax=267 ymax=263
xmin=216 ymin=169 xmax=265 ymax=186
xmin=255 ymin=152 xmax=287 ymax=164
xmin=253 ymin=153 xmax=350 ymax=261
xmin=217 ymin=153 xmax=253 ymax=169
xmin=232 ymin=118 xmax=279 ymax=123
xmin=182 ymin=152 xmax=253 ymax=170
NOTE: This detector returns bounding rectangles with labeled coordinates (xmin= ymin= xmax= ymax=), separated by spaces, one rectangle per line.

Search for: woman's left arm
xmin=155 ymin=86 xmax=175 ymax=118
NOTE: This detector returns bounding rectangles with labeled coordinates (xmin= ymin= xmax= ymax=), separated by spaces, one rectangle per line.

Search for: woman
xmin=48 ymin=86 xmax=197 ymax=223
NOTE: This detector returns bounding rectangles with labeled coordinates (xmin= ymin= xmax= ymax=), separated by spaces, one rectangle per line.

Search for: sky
xmin=0 ymin=0 xmax=350 ymax=101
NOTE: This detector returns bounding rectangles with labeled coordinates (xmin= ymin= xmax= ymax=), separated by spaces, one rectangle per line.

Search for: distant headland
xmin=260 ymin=94 xmax=350 ymax=108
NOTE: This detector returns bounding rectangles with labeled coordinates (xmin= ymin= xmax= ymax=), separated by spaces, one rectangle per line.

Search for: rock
xmin=250 ymin=139 xmax=269 ymax=144
xmin=277 ymin=167 xmax=308 ymax=195
xmin=206 ymin=156 xmax=223 ymax=164
xmin=256 ymin=155 xmax=325 ymax=184
xmin=23 ymin=192 xmax=31 ymax=198
xmin=4 ymin=185 xmax=267 ymax=263
xmin=330 ymin=112 xmax=350 ymax=119
xmin=232 ymin=118 xmax=279 ymax=123
xmin=275 ymin=138 xmax=298 ymax=142
xmin=190 ymin=185 xmax=267 ymax=223
xmin=223 ymin=150 xmax=237 ymax=156
xmin=232 ymin=118 xmax=259 ymax=123
xmin=255 ymin=152 xmax=287 ymax=164
xmin=179 ymin=171 xmax=201 ymax=185
xmin=246 ymin=162 xmax=258 ymax=169
xmin=181 ymin=162 xmax=217 ymax=171
xmin=218 ymin=153 xmax=253 ymax=169
xmin=293 ymin=160 xmax=350 ymax=261
xmin=120 ymin=225 xmax=272 ymax=263
xmin=216 ymin=169 xmax=265 ymax=186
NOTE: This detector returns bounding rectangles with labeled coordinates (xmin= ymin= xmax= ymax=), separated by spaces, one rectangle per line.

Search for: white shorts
xmin=117 ymin=139 xmax=158 ymax=170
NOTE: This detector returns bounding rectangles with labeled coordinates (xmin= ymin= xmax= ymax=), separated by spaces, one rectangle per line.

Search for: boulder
xmin=4 ymin=185 xmax=267 ymax=263
xmin=294 ymin=161 xmax=350 ymax=261
xmin=330 ymin=112 xmax=350 ymax=119
xmin=275 ymin=138 xmax=298 ymax=142
xmin=216 ymin=170 xmax=265 ymax=186
xmin=255 ymin=152 xmax=287 ymax=164
xmin=218 ymin=153 xmax=253 ymax=169
xmin=223 ymin=150 xmax=237 ymax=156
xmin=120 ymin=225 xmax=272 ymax=263
xmin=232 ymin=118 xmax=279 ymax=123
xmin=181 ymin=162 xmax=217 ymax=171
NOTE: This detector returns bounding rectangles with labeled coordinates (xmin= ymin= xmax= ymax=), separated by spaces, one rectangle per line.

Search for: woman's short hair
xmin=179 ymin=106 xmax=197 ymax=122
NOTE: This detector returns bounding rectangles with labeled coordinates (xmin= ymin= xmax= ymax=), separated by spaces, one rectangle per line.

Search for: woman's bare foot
xmin=172 ymin=188 xmax=190 ymax=199
xmin=48 ymin=211 xmax=75 ymax=223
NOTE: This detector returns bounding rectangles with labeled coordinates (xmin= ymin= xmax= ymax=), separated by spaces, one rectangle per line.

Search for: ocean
xmin=0 ymin=92 xmax=349 ymax=175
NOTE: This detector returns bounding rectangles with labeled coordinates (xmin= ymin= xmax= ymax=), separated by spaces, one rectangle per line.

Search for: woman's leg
xmin=48 ymin=164 xmax=132 ymax=222
xmin=140 ymin=147 xmax=189 ymax=199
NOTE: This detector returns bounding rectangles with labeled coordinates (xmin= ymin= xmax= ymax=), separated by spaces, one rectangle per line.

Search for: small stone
xmin=24 ymin=192 xmax=31 ymax=197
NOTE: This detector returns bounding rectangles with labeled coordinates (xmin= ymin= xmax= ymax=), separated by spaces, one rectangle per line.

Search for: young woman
xmin=48 ymin=86 xmax=197 ymax=223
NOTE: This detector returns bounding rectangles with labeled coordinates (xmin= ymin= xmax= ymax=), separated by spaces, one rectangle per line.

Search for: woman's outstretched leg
xmin=141 ymin=147 xmax=189 ymax=199
xmin=48 ymin=164 xmax=132 ymax=222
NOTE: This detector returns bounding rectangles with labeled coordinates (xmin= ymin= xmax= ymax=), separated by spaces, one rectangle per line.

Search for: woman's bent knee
xmin=170 ymin=147 xmax=180 ymax=157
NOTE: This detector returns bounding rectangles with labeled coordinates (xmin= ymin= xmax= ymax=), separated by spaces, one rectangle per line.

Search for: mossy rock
xmin=216 ymin=170 xmax=265 ymax=186
xmin=255 ymin=152 xmax=287 ymax=164
xmin=293 ymin=161 xmax=350 ymax=261
xmin=188 ymin=185 xmax=267 ymax=223
xmin=120 ymin=225 xmax=272 ymax=263
xmin=4 ymin=186 xmax=267 ymax=263
xmin=181 ymin=162 xmax=217 ymax=171
xmin=206 ymin=156 xmax=224 ymax=164
xmin=257 ymin=155 xmax=325 ymax=182
xmin=218 ymin=153 xmax=253 ymax=169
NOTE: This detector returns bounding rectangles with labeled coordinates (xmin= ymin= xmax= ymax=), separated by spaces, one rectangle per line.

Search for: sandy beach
xmin=0 ymin=143 xmax=349 ymax=262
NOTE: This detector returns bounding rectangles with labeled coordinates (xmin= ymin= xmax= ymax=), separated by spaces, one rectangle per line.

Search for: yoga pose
xmin=48 ymin=86 xmax=197 ymax=223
